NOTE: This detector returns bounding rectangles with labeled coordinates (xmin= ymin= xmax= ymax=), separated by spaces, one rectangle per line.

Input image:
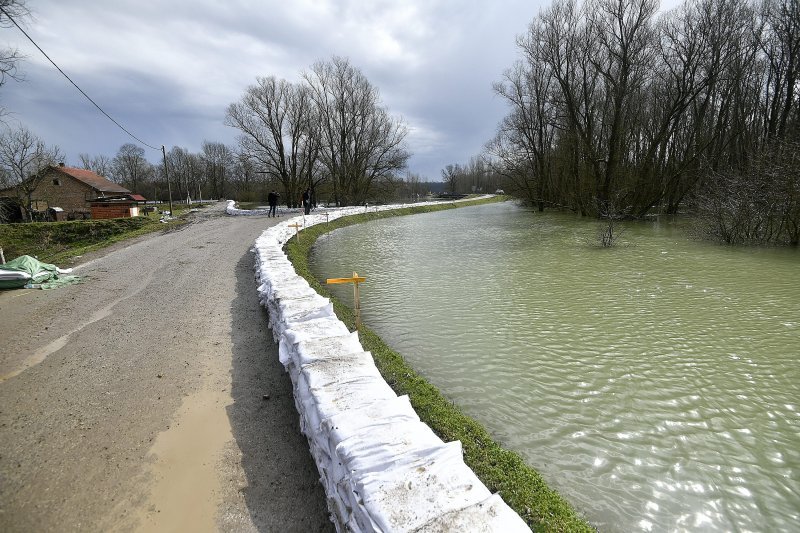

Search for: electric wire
xmin=0 ymin=5 xmax=161 ymax=151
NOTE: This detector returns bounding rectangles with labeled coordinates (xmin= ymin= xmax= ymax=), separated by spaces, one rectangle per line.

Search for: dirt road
xmin=0 ymin=203 xmax=333 ymax=532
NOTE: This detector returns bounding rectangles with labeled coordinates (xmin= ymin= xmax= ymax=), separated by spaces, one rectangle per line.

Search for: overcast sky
xmin=0 ymin=0 xmax=559 ymax=180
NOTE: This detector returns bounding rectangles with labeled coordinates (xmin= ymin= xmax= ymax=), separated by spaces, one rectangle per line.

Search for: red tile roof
xmin=56 ymin=166 xmax=131 ymax=194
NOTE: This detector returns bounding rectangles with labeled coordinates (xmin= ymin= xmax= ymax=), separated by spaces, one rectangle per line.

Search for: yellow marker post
xmin=288 ymin=222 xmax=303 ymax=242
xmin=326 ymin=272 xmax=366 ymax=330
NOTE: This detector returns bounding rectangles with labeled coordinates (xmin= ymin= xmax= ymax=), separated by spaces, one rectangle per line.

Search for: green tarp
xmin=0 ymin=255 xmax=83 ymax=290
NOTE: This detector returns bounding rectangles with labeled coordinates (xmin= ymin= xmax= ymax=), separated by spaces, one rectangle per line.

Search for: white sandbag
xmin=276 ymin=292 xmax=329 ymax=313
xmin=320 ymin=396 xmax=423 ymax=499
xmin=322 ymin=395 xmax=420 ymax=449
xmin=279 ymin=317 xmax=350 ymax=367
xmin=334 ymin=419 xmax=444 ymax=479
xmin=293 ymin=331 xmax=364 ymax=366
xmin=297 ymin=351 xmax=381 ymax=393
xmin=273 ymin=306 xmax=335 ymax=341
xmin=349 ymin=441 xmax=492 ymax=532
xmin=270 ymin=283 xmax=316 ymax=302
xmin=265 ymin=284 xmax=317 ymax=310
xmin=299 ymin=375 xmax=397 ymax=437
xmin=269 ymin=292 xmax=332 ymax=324
xmin=257 ymin=259 xmax=296 ymax=276
xmin=414 ymin=493 xmax=532 ymax=532
xmin=294 ymin=354 xmax=385 ymax=436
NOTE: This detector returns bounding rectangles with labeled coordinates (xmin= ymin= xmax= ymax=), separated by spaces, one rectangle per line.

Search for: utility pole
xmin=161 ymin=146 xmax=174 ymax=216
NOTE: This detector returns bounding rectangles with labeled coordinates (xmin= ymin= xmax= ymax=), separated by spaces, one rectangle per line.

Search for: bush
xmin=695 ymin=140 xmax=800 ymax=246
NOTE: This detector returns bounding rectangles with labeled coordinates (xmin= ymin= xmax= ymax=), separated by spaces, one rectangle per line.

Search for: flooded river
xmin=310 ymin=201 xmax=799 ymax=532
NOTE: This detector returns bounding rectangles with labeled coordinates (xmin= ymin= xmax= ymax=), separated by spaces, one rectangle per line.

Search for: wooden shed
xmin=90 ymin=195 xmax=143 ymax=219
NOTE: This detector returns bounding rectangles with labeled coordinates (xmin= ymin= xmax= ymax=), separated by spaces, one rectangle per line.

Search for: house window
xmin=53 ymin=178 xmax=61 ymax=186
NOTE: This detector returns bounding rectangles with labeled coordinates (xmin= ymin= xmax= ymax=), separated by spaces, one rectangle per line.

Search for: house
xmin=0 ymin=163 xmax=134 ymax=220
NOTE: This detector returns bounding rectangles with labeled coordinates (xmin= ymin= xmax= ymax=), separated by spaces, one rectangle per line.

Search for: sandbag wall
xmin=242 ymin=201 xmax=529 ymax=532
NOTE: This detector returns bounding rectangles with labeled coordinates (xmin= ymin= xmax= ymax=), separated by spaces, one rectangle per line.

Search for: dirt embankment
xmin=0 ymin=205 xmax=333 ymax=532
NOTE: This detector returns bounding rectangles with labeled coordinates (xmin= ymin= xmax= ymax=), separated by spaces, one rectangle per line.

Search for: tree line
xmin=486 ymin=0 xmax=799 ymax=245
xmin=0 ymin=127 xmax=250 ymax=205
xmin=440 ymin=156 xmax=506 ymax=195
xmin=0 ymin=51 xmax=417 ymax=215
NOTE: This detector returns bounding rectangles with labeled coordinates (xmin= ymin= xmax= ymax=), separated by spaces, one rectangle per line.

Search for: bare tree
xmin=303 ymin=56 xmax=409 ymax=206
xmin=491 ymin=21 xmax=560 ymax=211
xmin=440 ymin=164 xmax=461 ymax=193
xmin=759 ymin=0 xmax=800 ymax=139
xmin=78 ymin=153 xmax=112 ymax=177
xmin=0 ymin=1 xmax=29 ymax=90
xmin=229 ymin=150 xmax=260 ymax=202
xmin=226 ymin=76 xmax=315 ymax=207
xmin=491 ymin=0 xmax=786 ymax=228
xmin=111 ymin=143 xmax=152 ymax=193
xmin=0 ymin=125 xmax=62 ymax=220
xmin=201 ymin=141 xmax=234 ymax=199
xmin=164 ymin=146 xmax=203 ymax=203
xmin=696 ymin=138 xmax=800 ymax=245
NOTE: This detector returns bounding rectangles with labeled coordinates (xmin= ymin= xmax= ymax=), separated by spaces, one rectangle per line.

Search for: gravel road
xmin=0 ymin=203 xmax=334 ymax=532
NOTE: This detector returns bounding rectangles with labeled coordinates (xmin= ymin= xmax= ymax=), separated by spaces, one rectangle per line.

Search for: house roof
xmin=90 ymin=193 xmax=146 ymax=203
xmin=55 ymin=166 xmax=131 ymax=194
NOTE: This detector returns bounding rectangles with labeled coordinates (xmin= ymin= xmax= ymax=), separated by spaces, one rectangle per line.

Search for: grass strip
xmin=0 ymin=214 xmax=187 ymax=267
xmin=285 ymin=198 xmax=594 ymax=532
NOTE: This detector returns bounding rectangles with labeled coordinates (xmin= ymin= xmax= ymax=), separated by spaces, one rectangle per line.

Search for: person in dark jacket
xmin=267 ymin=190 xmax=280 ymax=217
xmin=302 ymin=188 xmax=311 ymax=215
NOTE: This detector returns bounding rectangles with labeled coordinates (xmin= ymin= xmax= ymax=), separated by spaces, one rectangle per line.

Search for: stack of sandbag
xmin=225 ymin=199 xmax=270 ymax=216
xmin=251 ymin=211 xmax=530 ymax=532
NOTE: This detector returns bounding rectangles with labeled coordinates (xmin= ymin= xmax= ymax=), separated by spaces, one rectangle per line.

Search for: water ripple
xmin=311 ymin=202 xmax=800 ymax=532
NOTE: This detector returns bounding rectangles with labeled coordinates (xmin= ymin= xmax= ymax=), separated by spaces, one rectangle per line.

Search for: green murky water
xmin=310 ymin=201 xmax=800 ymax=532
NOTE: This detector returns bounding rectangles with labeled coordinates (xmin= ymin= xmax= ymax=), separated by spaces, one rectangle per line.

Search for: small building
xmin=90 ymin=195 xmax=145 ymax=219
xmin=0 ymin=163 xmax=133 ymax=220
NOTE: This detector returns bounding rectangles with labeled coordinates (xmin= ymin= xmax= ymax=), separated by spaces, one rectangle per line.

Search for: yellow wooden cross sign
xmin=287 ymin=222 xmax=303 ymax=241
xmin=326 ymin=272 xmax=366 ymax=330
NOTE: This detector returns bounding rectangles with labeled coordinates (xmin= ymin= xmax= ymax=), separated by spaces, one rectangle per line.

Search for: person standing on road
xmin=302 ymin=188 xmax=311 ymax=215
xmin=267 ymin=190 xmax=280 ymax=217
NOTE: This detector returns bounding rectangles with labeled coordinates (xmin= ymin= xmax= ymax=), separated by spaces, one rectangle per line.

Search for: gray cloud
xmin=3 ymin=0 xmax=540 ymax=179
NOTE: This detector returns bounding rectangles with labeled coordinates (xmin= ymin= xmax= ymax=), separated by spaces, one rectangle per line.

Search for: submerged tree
xmin=491 ymin=0 xmax=799 ymax=241
xmin=696 ymin=139 xmax=800 ymax=245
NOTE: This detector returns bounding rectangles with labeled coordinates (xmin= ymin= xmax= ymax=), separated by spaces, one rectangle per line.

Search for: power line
xmin=0 ymin=5 xmax=161 ymax=151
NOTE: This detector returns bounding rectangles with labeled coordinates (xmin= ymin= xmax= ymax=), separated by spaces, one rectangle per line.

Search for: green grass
xmin=284 ymin=197 xmax=594 ymax=532
xmin=0 ymin=201 xmax=215 ymax=266
xmin=0 ymin=215 xmax=186 ymax=267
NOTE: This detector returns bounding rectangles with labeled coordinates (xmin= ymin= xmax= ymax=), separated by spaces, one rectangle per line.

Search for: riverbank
xmin=282 ymin=197 xmax=593 ymax=531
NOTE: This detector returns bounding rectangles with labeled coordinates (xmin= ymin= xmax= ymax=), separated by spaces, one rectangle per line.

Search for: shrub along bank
xmin=285 ymin=197 xmax=594 ymax=532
